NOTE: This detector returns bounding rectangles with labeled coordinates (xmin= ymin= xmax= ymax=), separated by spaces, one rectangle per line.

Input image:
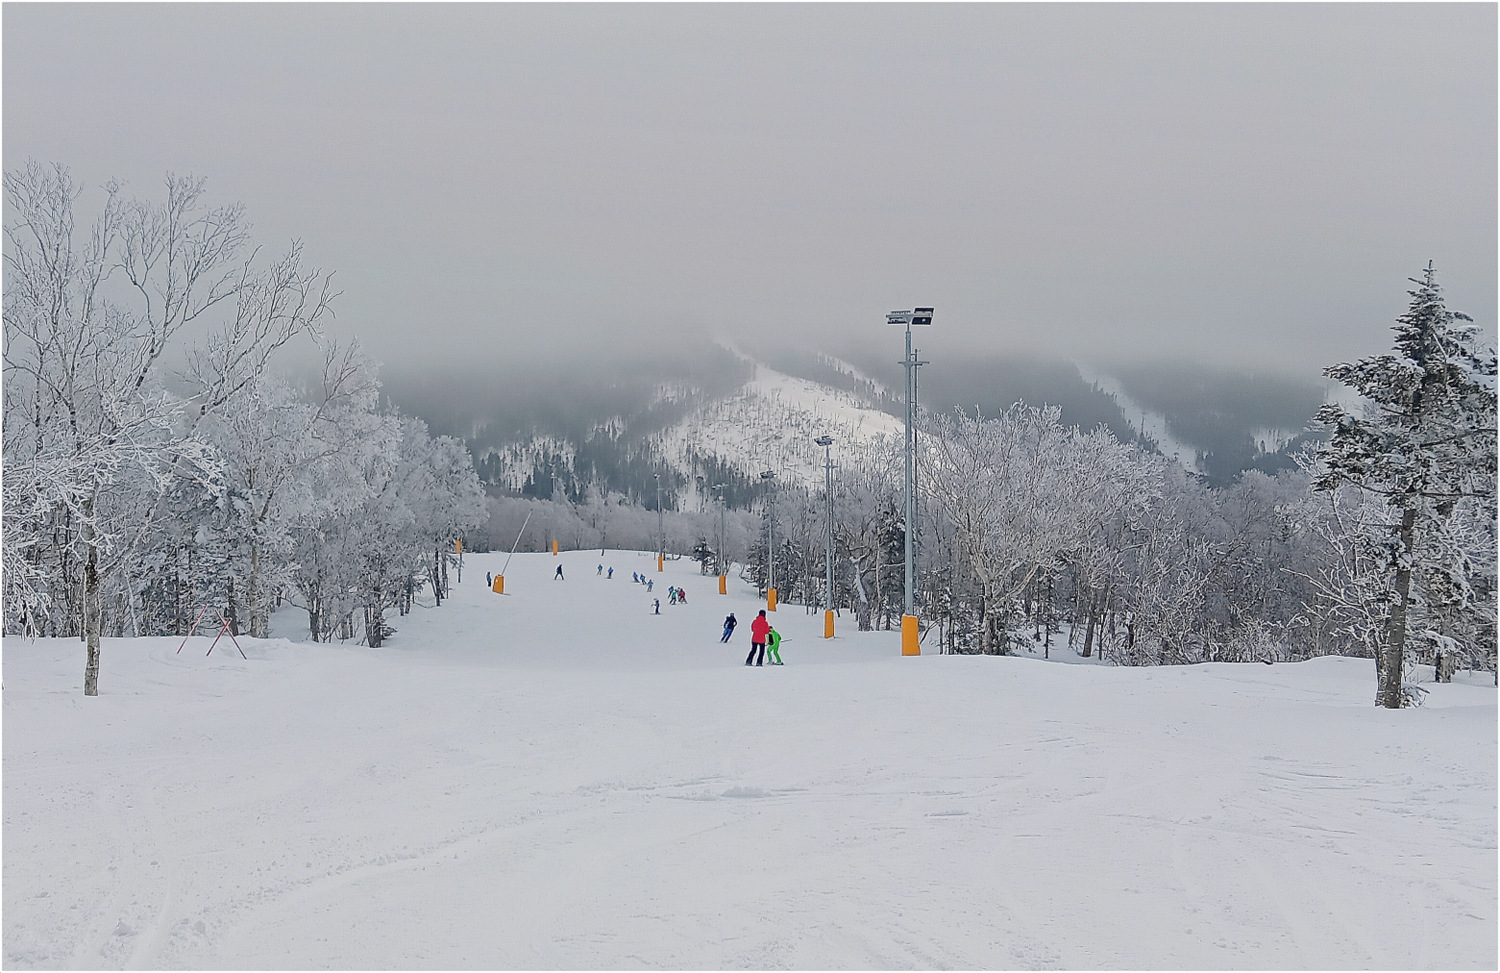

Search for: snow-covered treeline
xmin=2 ymin=163 xmax=488 ymax=687
xmin=736 ymin=269 xmax=1495 ymax=705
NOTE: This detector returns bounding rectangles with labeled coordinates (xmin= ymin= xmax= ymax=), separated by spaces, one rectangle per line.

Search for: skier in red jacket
xmin=746 ymin=610 xmax=771 ymax=666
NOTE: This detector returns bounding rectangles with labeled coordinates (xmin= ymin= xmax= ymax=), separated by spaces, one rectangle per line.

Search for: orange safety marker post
xmin=492 ymin=575 xmax=504 ymax=594
xmin=552 ymin=540 xmax=558 ymax=555
xmin=825 ymin=609 xmax=835 ymax=639
xmin=657 ymin=555 xmax=664 ymax=572
xmin=901 ymin=614 xmax=920 ymax=655
xmin=718 ymin=574 xmax=727 ymax=595
xmin=768 ymin=587 xmax=778 ymax=612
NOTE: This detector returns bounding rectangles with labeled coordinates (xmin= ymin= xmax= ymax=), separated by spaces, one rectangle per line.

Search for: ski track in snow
xmin=3 ymin=550 xmax=1495 ymax=970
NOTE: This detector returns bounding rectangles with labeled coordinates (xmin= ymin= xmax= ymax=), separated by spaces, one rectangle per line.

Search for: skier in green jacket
xmin=766 ymin=626 xmax=783 ymax=665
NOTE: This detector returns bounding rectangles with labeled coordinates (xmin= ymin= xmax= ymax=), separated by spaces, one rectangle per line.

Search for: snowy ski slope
xmin=3 ymin=551 xmax=1495 ymax=969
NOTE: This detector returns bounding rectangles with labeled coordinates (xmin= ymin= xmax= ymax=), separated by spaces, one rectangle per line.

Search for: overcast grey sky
xmin=5 ymin=3 xmax=1495 ymax=380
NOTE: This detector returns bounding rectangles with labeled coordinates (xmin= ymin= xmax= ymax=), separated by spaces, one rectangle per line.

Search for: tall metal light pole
xmin=760 ymin=469 xmax=777 ymax=609
xmin=887 ymin=307 xmax=933 ymax=655
xmin=654 ymin=473 xmax=664 ymax=572
xmin=712 ymin=483 xmax=728 ymax=574
xmin=814 ymin=435 xmax=835 ymax=638
xmin=711 ymin=482 xmax=729 ymax=596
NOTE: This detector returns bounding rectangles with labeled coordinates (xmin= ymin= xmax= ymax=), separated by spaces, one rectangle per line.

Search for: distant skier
xmin=668 ymin=587 xmax=678 ymax=606
xmin=678 ymin=588 xmax=687 ymax=605
xmin=746 ymin=610 xmax=770 ymax=666
xmin=555 ymin=564 xmax=564 ymax=580
xmin=597 ymin=564 xmax=603 ymax=576
xmin=766 ymin=626 xmax=783 ymax=665
xmin=607 ymin=567 xmax=613 ymax=579
xmin=646 ymin=579 xmax=653 ymax=592
xmin=487 ymin=571 xmax=492 ymax=587
xmin=653 ymin=598 xmax=661 ymax=615
xmin=721 ymin=613 xmax=737 ymax=642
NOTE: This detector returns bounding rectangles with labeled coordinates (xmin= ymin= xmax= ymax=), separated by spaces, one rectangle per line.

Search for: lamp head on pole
xmin=813 ymin=435 xmax=834 ymax=447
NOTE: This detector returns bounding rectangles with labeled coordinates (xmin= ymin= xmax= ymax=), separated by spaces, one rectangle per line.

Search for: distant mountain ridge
xmin=379 ymin=340 xmax=1326 ymax=506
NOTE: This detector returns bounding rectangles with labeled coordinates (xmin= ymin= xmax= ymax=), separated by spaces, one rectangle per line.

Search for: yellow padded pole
xmin=768 ymin=588 xmax=778 ymax=612
xmin=718 ymin=574 xmax=727 ymax=595
xmin=493 ymin=575 xmax=504 ymax=594
xmin=902 ymin=614 xmax=920 ymax=655
xmin=552 ymin=540 xmax=558 ymax=555
xmin=824 ymin=609 xmax=835 ymax=639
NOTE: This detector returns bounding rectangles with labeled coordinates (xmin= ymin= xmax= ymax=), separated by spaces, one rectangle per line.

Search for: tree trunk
xmin=248 ymin=538 xmax=270 ymax=639
xmin=1378 ymin=507 xmax=1417 ymax=709
xmin=1082 ymin=591 xmax=1099 ymax=658
xmin=980 ymin=591 xmax=993 ymax=655
xmin=225 ymin=577 xmax=239 ymax=637
xmin=82 ymin=496 xmax=102 ymax=697
xmin=366 ymin=600 xmax=384 ymax=648
xmin=307 ymin=580 xmax=322 ymax=642
xmin=855 ymin=563 xmax=873 ymax=631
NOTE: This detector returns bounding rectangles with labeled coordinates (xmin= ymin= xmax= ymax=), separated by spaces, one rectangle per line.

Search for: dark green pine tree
xmin=1315 ymin=263 xmax=1497 ymax=707
xmin=691 ymin=537 xmax=715 ymax=575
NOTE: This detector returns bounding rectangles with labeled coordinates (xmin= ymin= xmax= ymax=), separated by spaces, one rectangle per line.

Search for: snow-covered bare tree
xmin=2 ymin=160 xmax=334 ymax=693
xmin=197 ymin=341 xmax=385 ymax=638
xmin=924 ymin=404 xmax=1101 ymax=653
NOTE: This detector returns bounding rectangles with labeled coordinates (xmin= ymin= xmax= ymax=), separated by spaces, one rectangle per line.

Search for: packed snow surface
xmin=4 ymin=552 xmax=1495 ymax=969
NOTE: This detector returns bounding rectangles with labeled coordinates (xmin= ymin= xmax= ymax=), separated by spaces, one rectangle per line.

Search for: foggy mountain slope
xmin=658 ymin=360 xmax=906 ymax=499
xmin=1108 ymin=361 xmax=1328 ymax=485
xmin=381 ymin=341 xmax=1328 ymax=502
xmin=842 ymin=346 xmax=1324 ymax=487
xmin=380 ymin=343 xmax=907 ymax=503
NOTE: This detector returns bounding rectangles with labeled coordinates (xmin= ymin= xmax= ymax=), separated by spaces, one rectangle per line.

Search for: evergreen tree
xmin=1314 ymin=264 xmax=1497 ymax=707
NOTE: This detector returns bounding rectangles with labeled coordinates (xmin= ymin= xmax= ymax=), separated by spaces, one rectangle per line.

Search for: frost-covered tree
xmin=200 ymin=342 xmax=385 ymax=638
xmin=924 ymin=404 xmax=1106 ymax=653
xmin=1314 ymin=264 xmax=1497 ymax=707
xmin=2 ymin=161 xmax=333 ymax=694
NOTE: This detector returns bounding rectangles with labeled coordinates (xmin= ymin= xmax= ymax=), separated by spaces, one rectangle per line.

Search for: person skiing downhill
xmin=555 ymin=564 xmax=564 ymax=580
xmin=607 ymin=567 xmax=613 ymax=579
xmin=653 ymin=598 xmax=661 ymax=614
xmin=721 ymin=613 xmax=737 ymax=642
xmin=678 ymin=588 xmax=688 ymax=605
xmin=766 ymin=626 xmax=783 ymax=665
xmin=746 ymin=610 xmax=770 ymax=666
xmin=597 ymin=564 xmax=603 ymax=576
xmin=646 ymin=579 xmax=653 ymax=592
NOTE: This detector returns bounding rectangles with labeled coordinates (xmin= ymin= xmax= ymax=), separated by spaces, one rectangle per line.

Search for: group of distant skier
xmin=501 ymin=558 xmax=785 ymax=665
